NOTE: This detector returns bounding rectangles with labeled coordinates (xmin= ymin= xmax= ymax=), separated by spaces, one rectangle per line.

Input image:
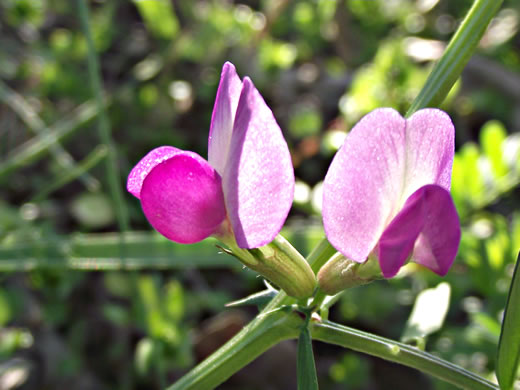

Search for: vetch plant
xmin=121 ymin=1 xmax=518 ymax=389
xmin=0 ymin=0 xmax=517 ymax=389
xmin=127 ymin=62 xmax=316 ymax=299
xmin=318 ymin=108 xmax=461 ymax=295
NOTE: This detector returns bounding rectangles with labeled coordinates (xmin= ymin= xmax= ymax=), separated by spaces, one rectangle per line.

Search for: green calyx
xmin=219 ymin=234 xmax=317 ymax=299
xmin=317 ymin=252 xmax=383 ymax=296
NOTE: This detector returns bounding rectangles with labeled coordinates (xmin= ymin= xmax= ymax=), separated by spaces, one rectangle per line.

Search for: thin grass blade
xmin=0 ymin=79 xmax=99 ymax=190
xmin=0 ymin=100 xmax=101 ymax=179
xmin=497 ymin=252 xmax=520 ymax=390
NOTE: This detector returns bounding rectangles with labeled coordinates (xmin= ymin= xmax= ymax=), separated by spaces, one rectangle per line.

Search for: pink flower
xmin=322 ymin=108 xmax=461 ymax=278
xmin=127 ymin=62 xmax=294 ymax=249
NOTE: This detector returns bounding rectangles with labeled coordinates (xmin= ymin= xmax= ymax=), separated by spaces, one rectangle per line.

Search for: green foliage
xmin=339 ymin=39 xmax=429 ymax=124
xmin=451 ymin=120 xmax=520 ymax=217
xmin=329 ymin=353 xmax=370 ymax=387
xmin=133 ymin=0 xmax=179 ymax=40
xmin=0 ymin=0 xmax=519 ymax=389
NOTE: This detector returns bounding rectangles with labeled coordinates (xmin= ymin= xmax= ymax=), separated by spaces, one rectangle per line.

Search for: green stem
xmin=307 ymin=238 xmax=337 ymax=274
xmin=166 ymin=237 xmax=499 ymax=390
xmin=309 ymin=288 xmax=327 ymax=310
xmin=406 ymin=0 xmax=503 ymax=116
xmin=77 ymin=0 xmax=129 ymax=233
xmin=166 ymin=238 xmax=335 ymax=390
xmin=167 ymin=293 xmax=301 ymax=390
xmin=311 ymin=321 xmax=499 ymax=390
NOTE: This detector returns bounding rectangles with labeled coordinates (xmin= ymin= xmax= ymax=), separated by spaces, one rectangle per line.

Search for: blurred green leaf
xmin=329 ymin=353 xmax=370 ymax=386
xmin=511 ymin=214 xmax=520 ymax=260
xmin=259 ymin=39 xmax=297 ymax=70
xmin=165 ymin=280 xmax=184 ymax=322
xmin=472 ymin=312 xmax=501 ymax=341
xmin=70 ymin=192 xmax=115 ymax=229
xmin=0 ymin=289 xmax=11 ymax=327
xmin=451 ymin=143 xmax=484 ymax=210
xmin=497 ymin=253 xmax=520 ymax=390
xmin=0 ymin=328 xmax=33 ymax=358
xmin=135 ymin=337 xmax=156 ymax=377
xmin=133 ymin=0 xmax=179 ymax=39
xmin=4 ymin=0 xmax=45 ymax=26
xmin=480 ymin=120 xmax=508 ymax=179
xmin=289 ymin=105 xmax=323 ymax=138
xmin=32 ymin=145 xmax=107 ymax=202
xmin=0 ymin=80 xmax=100 ymax=189
xmin=0 ymin=232 xmax=236 ymax=271
xmin=0 ymin=99 xmax=102 ymax=181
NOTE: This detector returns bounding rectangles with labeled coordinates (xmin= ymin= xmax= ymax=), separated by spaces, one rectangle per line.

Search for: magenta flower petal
xmin=140 ymin=151 xmax=226 ymax=244
xmin=403 ymin=109 xmax=455 ymax=199
xmin=410 ymin=185 xmax=460 ymax=276
xmin=378 ymin=184 xmax=460 ymax=278
xmin=322 ymin=108 xmax=407 ymax=262
xmin=208 ymin=62 xmax=243 ymax=176
xmin=377 ymin=187 xmax=427 ymax=278
xmin=127 ymin=146 xmax=180 ymax=199
xmin=223 ymin=77 xmax=294 ymax=249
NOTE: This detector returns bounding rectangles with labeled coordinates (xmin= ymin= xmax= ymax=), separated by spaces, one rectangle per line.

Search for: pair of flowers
xmin=128 ymin=62 xmax=460 ymax=297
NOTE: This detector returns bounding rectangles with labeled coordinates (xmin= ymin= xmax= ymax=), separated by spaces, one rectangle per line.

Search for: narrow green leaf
xmin=0 ymin=79 xmax=98 ymax=190
xmin=0 ymin=100 xmax=101 ymax=180
xmin=226 ymin=288 xmax=278 ymax=309
xmin=406 ymin=0 xmax=504 ymax=116
xmin=497 ymin=252 xmax=520 ymax=390
xmin=77 ymin=0 xmax=129 ymax=233
xmin=451 ymin=143 xmax=484 ymax=207
xmin=31 ymin=145 xmax=107 ymax=202
xmin=297 ymin=325 xmax=319 ymax=390
xmin=0 ymin=233 xmax=236 ymax=270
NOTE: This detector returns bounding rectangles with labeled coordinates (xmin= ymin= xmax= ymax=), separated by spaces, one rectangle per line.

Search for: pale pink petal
xmin=222 ymin=77 xmax=294 ymax=249
xmin=127 ymin=146 xmax=180 ymax=199
xmin=140 ymin=151 xmax=226 ymax=244
xmin=322 ymin=108 xmax=407 ymax=262
xmin=208 ymin=62 xmax=243 ymax=176
xmin=402 ymin=109 xmax=455 ymax=200
xmin=377 ymin=185 xmax=460 ymax=278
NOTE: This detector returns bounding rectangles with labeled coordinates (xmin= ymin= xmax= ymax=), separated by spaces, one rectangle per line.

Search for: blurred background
xmin=0 ymin=0 xmax=520 ymax=389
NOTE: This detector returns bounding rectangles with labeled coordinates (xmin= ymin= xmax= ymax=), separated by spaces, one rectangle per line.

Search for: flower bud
xmin=220 ymin=235 xmax=316 ymax=299
xmin=317 ymin=252 xmax=383 ymax=295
